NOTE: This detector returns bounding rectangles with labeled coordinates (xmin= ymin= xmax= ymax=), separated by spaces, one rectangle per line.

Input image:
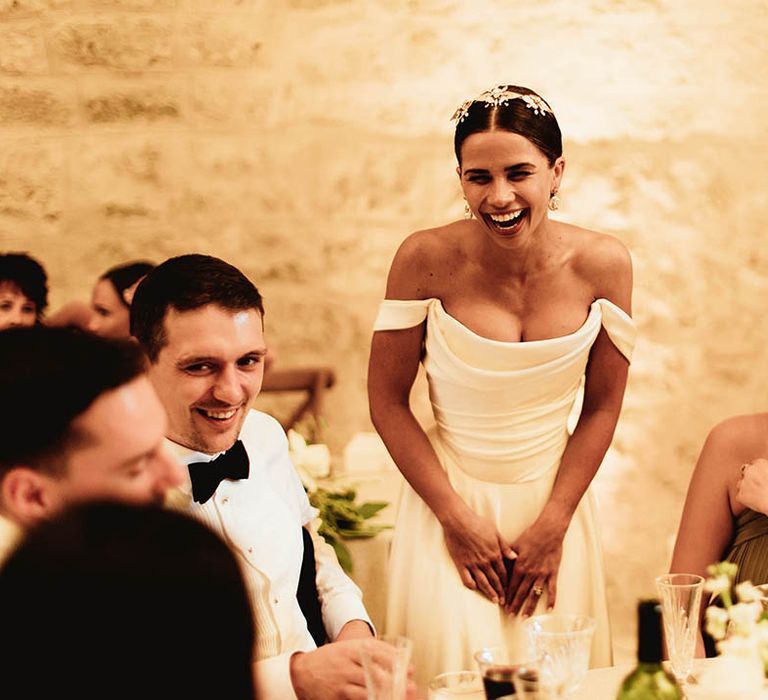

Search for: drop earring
xmin=548 ymin=190 xmax=561 ymax=211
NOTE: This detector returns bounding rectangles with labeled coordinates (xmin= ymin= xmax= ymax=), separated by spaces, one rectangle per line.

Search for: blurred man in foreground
xmin=0 ymin=326 xmax=185 ymax=563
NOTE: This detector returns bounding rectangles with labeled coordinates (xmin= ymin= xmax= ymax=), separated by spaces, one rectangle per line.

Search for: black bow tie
xmin=188 ymin=440 xmax=249 ymax=504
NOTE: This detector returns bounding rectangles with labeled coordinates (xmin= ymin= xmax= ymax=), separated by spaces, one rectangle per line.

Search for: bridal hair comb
xmin=451 ymin=86 xmax=552 ymax=123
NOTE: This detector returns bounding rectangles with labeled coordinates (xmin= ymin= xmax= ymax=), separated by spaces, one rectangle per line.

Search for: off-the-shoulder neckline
xmin=384 ymin=297 xmax=628 ymax=346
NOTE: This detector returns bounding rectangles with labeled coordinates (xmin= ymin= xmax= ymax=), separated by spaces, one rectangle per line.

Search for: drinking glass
xmin=473 ymin=646 xmax=526 ymax=700
xmin=655 ymin=573 xmax=704 ymax=686
xmin=428 ymin=671 xmax=485 ymax=700
xmin=512 ymin=664 xmax=557 ymax=699
xmin=359 ymin=635 xmax=412 ymax=700
xmin=524 ymin=613 xmax=595 ymax=698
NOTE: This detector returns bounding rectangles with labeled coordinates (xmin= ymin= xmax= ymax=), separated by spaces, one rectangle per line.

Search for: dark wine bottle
xmin=616 ymin=599 xmax=683 ymax=699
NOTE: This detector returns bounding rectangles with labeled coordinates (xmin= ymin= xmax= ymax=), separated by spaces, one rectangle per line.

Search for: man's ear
xmin=1 ymin=467 xmax=60 ymax=527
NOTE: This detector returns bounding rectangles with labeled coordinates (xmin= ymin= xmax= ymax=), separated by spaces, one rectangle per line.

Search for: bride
xmin=367 ymin=85 xmax=635 ymax=688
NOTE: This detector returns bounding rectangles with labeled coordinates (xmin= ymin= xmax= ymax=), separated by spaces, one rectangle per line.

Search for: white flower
xmin=718 ymin=633 xmax=761 ymax=659
xmin=287 ymin=428 xmax=308 ymax=455
xmin=705 ymin=606 xmax=729 ymax=640
xmin=694 ymin=652 xmax=764 ymax=695
xmin=707 ymin=561 xmax=738 ymax=579
xmin=728 ymin=602 xmax=763 ymax=635
xmin=288 ymin=429 xmax=332 ymax=491
xmin=704 ymin=574 xmax=732 ymax=597
xmin=735 ymin=581 xmax=763 ymax=603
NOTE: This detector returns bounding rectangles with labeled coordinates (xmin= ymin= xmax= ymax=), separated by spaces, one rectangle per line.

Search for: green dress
xmin=726 ymin=508 xmax=768 ymax=585
xmin=704 ymin=508 xmax=768 ymax=656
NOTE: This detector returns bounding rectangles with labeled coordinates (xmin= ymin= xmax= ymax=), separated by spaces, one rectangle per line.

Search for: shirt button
xmin=221 ymin=497 xmax=229 ymax=504
xmin=273 ymin=598 xmax=278 ymax=605
xmin=248 ymin=547 xmax=253 ymax=554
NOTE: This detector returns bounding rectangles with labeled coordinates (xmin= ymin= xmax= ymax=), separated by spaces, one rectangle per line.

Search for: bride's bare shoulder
xmin=565 ymin=225 xmax=633 ymax=309
xmin=386 ymin=222 xmax=468 ymax=298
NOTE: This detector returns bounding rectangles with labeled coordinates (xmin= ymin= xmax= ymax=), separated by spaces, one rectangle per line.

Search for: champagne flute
xmin=655 ymin=573 xmax=704 ymax=687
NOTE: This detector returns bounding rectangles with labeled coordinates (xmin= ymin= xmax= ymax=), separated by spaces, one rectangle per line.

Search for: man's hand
xmin=289 ymin=640 xmax=417 ymax=700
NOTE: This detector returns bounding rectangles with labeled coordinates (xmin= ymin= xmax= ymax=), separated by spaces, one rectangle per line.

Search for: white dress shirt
xmin=166 ymin=410 xmax=372 ymax=700
xmin=0 ymin=513 xmax=22 ymax=568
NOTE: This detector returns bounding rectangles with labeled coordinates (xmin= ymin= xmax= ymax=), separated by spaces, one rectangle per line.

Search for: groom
xmin=130 ymin=254 xmax=401 ymax=700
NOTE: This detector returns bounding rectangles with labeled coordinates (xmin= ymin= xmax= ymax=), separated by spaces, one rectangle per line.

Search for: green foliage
xmin=309 ymin=487 xmax=391 ymax=573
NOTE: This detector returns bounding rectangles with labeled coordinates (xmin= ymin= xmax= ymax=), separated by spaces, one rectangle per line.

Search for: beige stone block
xmin=0 ymin=79 xmax=75 ymax=126
xmin=187 ymin=0 xmax=262 ymax=9
xmin=182 ymin=14 xmax=263 ymax=67
xmin=0 ymin=25 xmax=49 ymax=75
xmin=82 ymin=0 xmax=177 ymax=8
xmin=48 ymin=17 xmax=174 ymax=72
xmin=0 ymin=0 xmax=68 ymax=19
xmin=188 ymin=72 xmax=272 ymax=127
xmin=70 ymin=133 xmax=183 ymax=221
xmin=0 ymin=136 xmax=66 ymax=221
xmin=80 ymin=77 xmax=183 ymax=123
xmin=176 ymin=134 xmax=274 ymax=216
xmin=247 ymin=125 xmax=456 ymax=223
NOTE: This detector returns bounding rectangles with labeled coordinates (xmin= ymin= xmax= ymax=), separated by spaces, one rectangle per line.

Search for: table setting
xmin=296 ymin=433 xmax=768 ymax=699
xmin=354 ymin=562 xmax=768 ymax=700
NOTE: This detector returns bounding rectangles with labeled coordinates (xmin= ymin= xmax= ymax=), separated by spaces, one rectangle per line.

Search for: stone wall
xmin=2 ymin=0 xmax=767 ymax=661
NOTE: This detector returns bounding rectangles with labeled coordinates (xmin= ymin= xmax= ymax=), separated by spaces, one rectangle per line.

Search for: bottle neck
xmin=637 ymin=600 xmax=664 ymax=663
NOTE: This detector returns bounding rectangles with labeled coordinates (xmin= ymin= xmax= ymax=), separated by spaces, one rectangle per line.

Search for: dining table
xmin=332 ymin=435 xmax=767 ymax=699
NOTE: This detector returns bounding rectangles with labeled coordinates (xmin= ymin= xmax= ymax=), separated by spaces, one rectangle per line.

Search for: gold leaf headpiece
xmin=451 ymin=86 xmax=552 ymax=123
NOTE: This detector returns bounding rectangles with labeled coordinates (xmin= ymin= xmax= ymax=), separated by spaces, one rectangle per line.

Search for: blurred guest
xmin=131 ymin=255 xmax=410 ymax=700
xmin=671 ymin=413 xmax=768 ymax=656
xmin=48 ymin=259 xmax=154 ymax=339
xmin=0 ymin=326 xmax=184 ymax=564
xmin=369 ymin=84 xmax=634 ymax=685
xmin=0 ymin=501 xmax=257 ymax=700
xmin=0 ymin=252 xmax=48 ymax=329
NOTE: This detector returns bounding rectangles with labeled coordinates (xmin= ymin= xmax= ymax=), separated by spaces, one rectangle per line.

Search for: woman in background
xmin=368 ymin=85 xmax=635 ymax=686
xmin=0 ymin=252 xmax=48 ymax=330
xmin=670 ymin=414 xmax=768 ymax=656
xmin=48 ymin=260 xmax=154 ymax=339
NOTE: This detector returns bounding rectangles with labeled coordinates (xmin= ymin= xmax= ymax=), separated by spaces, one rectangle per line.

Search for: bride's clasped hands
xmin=441 ymin=505 xmax=517 ymax=606
xmin=504 ymin=511 xmax=568 ymax=618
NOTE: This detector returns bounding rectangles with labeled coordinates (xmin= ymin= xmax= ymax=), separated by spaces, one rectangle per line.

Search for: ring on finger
xmin=532 ymin=585 xmax=544 ymax=596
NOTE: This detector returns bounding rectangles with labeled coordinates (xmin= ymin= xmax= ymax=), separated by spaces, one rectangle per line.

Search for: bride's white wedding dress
xmin=374 ymin=297 xmax=636 ymax=689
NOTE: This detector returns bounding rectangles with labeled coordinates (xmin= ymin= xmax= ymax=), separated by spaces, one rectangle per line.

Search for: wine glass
xmin=524 ymin=613 xmax=595 ymax=698
xmin=655 ymin=573 xmax=704 ymax=686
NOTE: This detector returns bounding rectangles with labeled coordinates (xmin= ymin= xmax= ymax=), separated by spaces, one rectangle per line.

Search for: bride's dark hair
xmin=454 ymin=85 xmax=562 ymax=167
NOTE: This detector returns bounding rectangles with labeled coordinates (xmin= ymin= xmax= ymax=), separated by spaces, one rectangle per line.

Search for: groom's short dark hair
xmin=130 ymin=254 xmax=264 ymax=362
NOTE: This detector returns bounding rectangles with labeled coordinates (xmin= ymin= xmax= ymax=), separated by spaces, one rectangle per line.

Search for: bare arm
xmin=506 ymin=237 xmax=633 ymax=615
xmin=368 ymin=235 xmax=514 ymax=603
xmin=670 ymin=418 xmax=755 ymax=656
